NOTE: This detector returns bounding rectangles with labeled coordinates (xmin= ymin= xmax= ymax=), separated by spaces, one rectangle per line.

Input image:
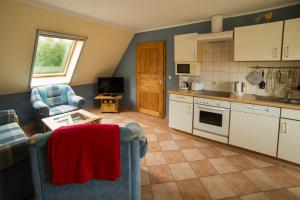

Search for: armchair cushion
xmin=0 ymin=122 xmax=29 ymax=170
xmin=0 ymin=109 xmax=17 ymax=126
xmin=49 ymin=105 xmax=77 ymax=116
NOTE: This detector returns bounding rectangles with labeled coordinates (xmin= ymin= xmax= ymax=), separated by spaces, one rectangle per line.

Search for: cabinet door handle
xmin=272 ymin=48 xmax=278 ymax=58
xmin=285 ymin=46 xmax=289 ymax=58
xmin=280 ymin=122 xmax=287 ymax=134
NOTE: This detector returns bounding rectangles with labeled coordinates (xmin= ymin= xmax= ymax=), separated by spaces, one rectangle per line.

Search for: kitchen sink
xmin=254 ymin=95 xmax=283 ymax=103
xmin=286 ymin=99 xmax=300 ymax=105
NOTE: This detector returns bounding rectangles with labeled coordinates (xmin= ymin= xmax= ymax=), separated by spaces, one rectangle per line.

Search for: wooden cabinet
xmin=278 ymin=109 xmax=300 ymax=164
xmin=282 ymin=18 xmax=300 ymax=60
xmin=234 ymin=21 xmax=283 ymax=61
xmin=174 ymin=33 xmax=198 ymax=62
xmin=94 ymin=95 xmax=122 ymax=113
xmin=169 ymin=94 xmax=193 ymax=133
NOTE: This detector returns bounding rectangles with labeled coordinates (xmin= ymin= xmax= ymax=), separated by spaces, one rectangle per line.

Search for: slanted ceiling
xmin=0 ymin=0 xmax=133 ymax=95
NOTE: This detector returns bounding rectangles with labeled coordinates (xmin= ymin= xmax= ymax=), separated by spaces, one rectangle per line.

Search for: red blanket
xmin=48 ymin=124 xmax=120 ymax=185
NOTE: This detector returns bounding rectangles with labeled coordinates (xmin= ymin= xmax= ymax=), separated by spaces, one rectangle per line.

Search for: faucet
xmin=282 ymin=87 xmax=292 ymax=102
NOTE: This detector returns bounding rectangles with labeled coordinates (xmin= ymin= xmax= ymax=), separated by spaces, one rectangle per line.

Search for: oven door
xmin=193 ymin=104 xmax=229 ymax=136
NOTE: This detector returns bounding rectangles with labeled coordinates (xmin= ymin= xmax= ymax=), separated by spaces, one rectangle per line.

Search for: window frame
xmin=29 ymin=30 xmax=87 ymax=87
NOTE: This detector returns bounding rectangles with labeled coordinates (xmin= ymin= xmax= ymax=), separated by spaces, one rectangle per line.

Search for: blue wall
xmin=113 ymin=4 xmax=300 ymax=115
xmin=0 ymin=83 xmax=99 ymax=124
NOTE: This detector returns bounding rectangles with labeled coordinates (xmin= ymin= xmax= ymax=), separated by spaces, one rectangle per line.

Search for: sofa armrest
xmin=126 ymin=122 xmax=148 ymax=158
xmin=68 ymin=95 xmax=85 ymax=108
xmin=32 ymin=101 xmax=49 ymax=118
xmin=0 ymin=109 xmax=18 ymax=125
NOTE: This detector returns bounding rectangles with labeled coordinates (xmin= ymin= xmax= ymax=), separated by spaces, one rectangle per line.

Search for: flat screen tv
xmin=98 ymin=77 xmax=124 ymax=95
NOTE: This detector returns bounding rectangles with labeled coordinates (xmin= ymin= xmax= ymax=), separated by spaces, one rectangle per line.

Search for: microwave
xmin=175 ymin=62 xmax=201 ymax=76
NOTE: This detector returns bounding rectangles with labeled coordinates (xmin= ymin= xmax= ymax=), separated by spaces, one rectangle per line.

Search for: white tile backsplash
xmin=190 ymin=41 xmax=300 ymax=96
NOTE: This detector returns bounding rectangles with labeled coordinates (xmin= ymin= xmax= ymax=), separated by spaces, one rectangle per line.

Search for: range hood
xmin=197 ymin=14 xmax=233 ymax=42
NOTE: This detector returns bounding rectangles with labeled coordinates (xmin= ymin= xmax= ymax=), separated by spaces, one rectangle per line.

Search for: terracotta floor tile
xmin=163 ymin=150 xmax=186 ymax=164
xmin=240 ymin=192 xmax=270 ymax=200
xmin=171 ymin=133 xmax=188 ymax=140
xmin=192 ymin=140 xmax=211 ymax=148
xmin=242 ymin=169 xmax=282 ymax=191
xmin=142 ymin=185 xmax=154 ymax=200
xmin=176 ymin=179 xmax=211 ymax=200
xmin=243 ymin=156 xmax=274 ymax=168
xmin=198 ymin=146 xmax=222 ymax=159
xmin=182 ymin=148 xmax=205 ymax=161
xmin=226 ymin=155 xmax=257 ymax=171
xmin=148 ymin=142 xmax=162 ymax=152
xmin=155 ymin=133 xmax=172 ymax=141
xmin=190 ymin=160 xmax=218 ymax=177
xmin=223 ymin=172 xmax=259 ymax=195
xmin=208 ymin=157 xmax=239 ymax=174
xmin=200 ymin=175 xmax=236 ymax=199
xmin=145 ymin=152 xmax=167 ymax=166
xmin=288 ymin=187 xmax=300 ymax=198
xmin=146 ymin=134 xmax=158 ymax=142
xmin=175 ymin=139 xmax=195 ymax=149
xmin=159 ymin=141 xmax=179 ymax=151
xmin=283 ymin=168 xmax=300 ymax=180
xmin=141 ymin=167 xmax=150 ymax=185
xmin=222 ymin=197 xmax=241 ymax=200
xmin=152 ymin=182 xmax=183 ymax=200
xmin=169 ymin=162 xmax=197 ymax=181
xmin=141 ymin=158 xmax=147 ymax=167
xmin=261 ymin=166 xmax=300 ymax=187
xmin=147 ymin=165 xmax=174 ymax=184
xmin=263 ymin=189 xmax=299 ymax=200
xmin=144 ymin=127 xmax=155 ymax=134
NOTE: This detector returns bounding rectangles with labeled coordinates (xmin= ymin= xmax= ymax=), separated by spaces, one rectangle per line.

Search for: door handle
xmin=272 ymin=48 xmax=277 ymax=58
xmin=159 ymin=80 xmax=163 ymax=85
xmin=280 ymin=122 xmax=287 ymax=134
xmin=285 ymin=46 xmax=289 ymax=58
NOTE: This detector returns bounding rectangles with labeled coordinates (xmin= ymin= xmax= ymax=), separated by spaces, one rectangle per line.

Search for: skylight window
xmin=30 ymin=30 xmax=87 ymax=87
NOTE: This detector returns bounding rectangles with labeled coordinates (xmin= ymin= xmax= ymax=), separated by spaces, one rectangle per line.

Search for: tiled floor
xmin=24 ymin=108 xmax=300 ymax=200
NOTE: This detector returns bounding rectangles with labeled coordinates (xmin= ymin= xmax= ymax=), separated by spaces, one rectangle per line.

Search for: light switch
xmin=168 ymin=76 xmax=172 ymax=80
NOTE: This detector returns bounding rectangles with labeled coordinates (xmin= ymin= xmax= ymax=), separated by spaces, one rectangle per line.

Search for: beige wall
xmin=0 ymin=0 xmax=133 ymax=95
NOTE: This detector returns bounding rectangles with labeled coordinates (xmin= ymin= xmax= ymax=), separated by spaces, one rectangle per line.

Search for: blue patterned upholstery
xmin=31 ymin=84 xmax=85 ymax=130
xmin=0 ymin=109 xmax=33 ymax=199
xmin=30 ymin=123 xmax=148 ymax=200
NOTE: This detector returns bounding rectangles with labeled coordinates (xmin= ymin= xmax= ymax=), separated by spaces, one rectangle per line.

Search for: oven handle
xmin=195 ymin=104 xmax=229 ymax=112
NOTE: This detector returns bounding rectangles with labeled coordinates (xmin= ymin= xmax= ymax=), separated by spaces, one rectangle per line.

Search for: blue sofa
xmin=31 ymin=84 xmax=85 ymax=130
xmin=29 ymin=122 xmax=147 ymax=200
xmin=0 ymin=109 xmax=33 ymax=200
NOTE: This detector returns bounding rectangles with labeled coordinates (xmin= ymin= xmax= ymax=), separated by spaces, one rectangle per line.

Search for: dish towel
xmin=48 ymin=124 xmax=120 ymax=185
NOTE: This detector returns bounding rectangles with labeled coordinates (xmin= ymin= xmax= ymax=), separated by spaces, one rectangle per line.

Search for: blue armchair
xmin=29 ymin=122 xmax=147 ymax=200
xmin=0 ymin=109 xmax=33 ymax=199
xmin=31 ymin=84 xmax=85 ymax=129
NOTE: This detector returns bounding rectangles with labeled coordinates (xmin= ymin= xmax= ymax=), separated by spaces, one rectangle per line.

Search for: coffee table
xmin=42 ymin=109 xmax=101 ymax=131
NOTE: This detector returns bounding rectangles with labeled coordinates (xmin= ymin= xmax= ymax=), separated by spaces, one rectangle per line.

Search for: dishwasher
xmin=229 ymin=102 xmax=280 ymax=156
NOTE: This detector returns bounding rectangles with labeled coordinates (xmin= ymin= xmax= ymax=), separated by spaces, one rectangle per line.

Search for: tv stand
xmin=94 ymin=95 xmax=123 ymax=113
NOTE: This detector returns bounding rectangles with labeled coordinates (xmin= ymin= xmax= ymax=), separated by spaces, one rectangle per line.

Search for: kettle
xmin=234 ymin=81 xmax=244 ymax=96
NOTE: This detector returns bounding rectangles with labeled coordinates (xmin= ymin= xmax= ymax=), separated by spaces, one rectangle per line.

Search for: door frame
xmin=136 ymin=40 xmax=166 ymax=118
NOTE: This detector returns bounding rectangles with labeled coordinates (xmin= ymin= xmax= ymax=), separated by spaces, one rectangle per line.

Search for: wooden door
xmin=136 ymin=41 xmax=166 ymax=118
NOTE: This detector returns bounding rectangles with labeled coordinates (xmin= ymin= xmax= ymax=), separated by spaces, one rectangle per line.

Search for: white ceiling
xmin=20 ymin=0 xmax=299 ymax=32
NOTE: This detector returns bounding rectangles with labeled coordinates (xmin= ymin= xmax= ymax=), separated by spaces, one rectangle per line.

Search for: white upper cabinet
xmin=174 ymin=33 xmax=198 ymax=62
xmin=234 ymin=21 xmax=283 ymax=61
xmin=282 ymin=18 xmax=300 ymax=60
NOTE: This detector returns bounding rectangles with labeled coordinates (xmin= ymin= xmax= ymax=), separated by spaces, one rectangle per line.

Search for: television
xmin=98 ymin=77 xmax=124 ymax=95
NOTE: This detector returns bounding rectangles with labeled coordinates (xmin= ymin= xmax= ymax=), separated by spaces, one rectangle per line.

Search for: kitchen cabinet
xmin=234 ymin=21 xmax=283 ymax=61
xmin=174 ymin=33 xmax=198 ymax=62
xmin=229 ymin=102 xmax=280 ymax=156
xmin=282 ymin=17 xmax=300 ymax=60
xmin=169 ymin=94 xmax=193 ymax=133
xmin=278 ymin=109 xmax=300 ymax=164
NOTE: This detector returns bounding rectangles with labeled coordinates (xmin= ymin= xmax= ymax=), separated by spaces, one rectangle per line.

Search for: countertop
xmin=169 ymin=89 xmax=300 ymax=110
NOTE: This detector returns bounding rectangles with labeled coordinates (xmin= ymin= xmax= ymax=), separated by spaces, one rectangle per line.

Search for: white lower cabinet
xmin=278 ymin=109 xmax=300 ymax=164
xmin=169 ymin=94 xmax=193 ymax=133
xmin=229 ymin=103 xmax=280 ymax=157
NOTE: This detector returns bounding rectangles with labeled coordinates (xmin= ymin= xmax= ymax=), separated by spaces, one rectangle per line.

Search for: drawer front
xmin=281 ymin=108 xmax=300 ymax=121
xmin=102 ymin=104 xmax=116 ymax=112
xmin=169 ymin=94 xmax=193 ymax=103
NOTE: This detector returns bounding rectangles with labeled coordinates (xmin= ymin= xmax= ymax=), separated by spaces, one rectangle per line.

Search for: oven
xmin=193 ymin=98 xmax=230 ymax=137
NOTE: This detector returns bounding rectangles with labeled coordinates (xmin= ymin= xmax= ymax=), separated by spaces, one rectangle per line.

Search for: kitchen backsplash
xmin=181 ymin=41 xmax=300 ymax=97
